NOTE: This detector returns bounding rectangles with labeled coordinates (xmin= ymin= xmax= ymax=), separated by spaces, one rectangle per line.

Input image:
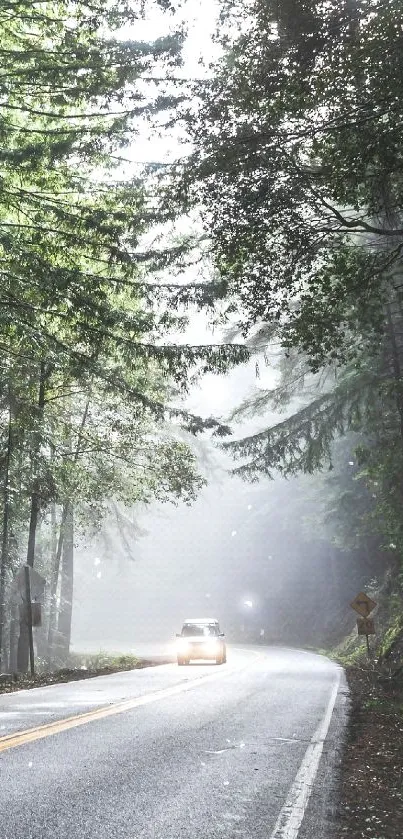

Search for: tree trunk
xmin=386 ymin=301 xmax=403 ymax=451
xmin=47 ymin=503 xmax=69 ymax=666
xmin=18 ymin=359 xmax=49 ymax=672
xmin=0 ymin=399 xmax=12 ymax=672
xmin=26 ymin=359 xmax=48 ymax=569
xmin=47 ymin=395 xmax=90 ymax=666
xmin=57 ymin=505 xmax=74 ymax=659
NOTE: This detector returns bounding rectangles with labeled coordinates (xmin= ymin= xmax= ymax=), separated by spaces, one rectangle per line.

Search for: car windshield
xmin=181 ymin=624 xmax=219 ymax=637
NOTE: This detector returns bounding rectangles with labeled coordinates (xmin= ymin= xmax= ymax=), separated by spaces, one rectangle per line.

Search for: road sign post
xmin=12 ymin=566 xmax=46 ymax=603
xmin=351 ymin=592 xmax=377 ymax=660
xmin=24 ymin=565 xmax=35 ymax=676
xmin=9 ymin=566 xmax=45 ymax=674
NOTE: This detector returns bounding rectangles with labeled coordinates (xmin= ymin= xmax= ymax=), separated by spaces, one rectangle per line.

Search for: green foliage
xmin=225 ymin=362 xmax=379 ymax=479
xmin=379 ymin=611 xmax=403 ymax=662
xmin=68 ymin=651 xmax=141 ymax=671
xmin=179 ymin=0 xmax=403 ymax=369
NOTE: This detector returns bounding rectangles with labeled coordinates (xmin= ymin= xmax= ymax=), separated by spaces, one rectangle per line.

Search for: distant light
xmin=244 ymin=600 xmax=253 ymax=608
xmin=348 ymin=461 xmax=354 ymax=466
xmin=94 ymin=557 xmax=101 ymax=566
xmin=231 ymin=530 xmax=237 ymax=537
xmin=389 ymin=543 xmax=397 ymax=550
xmin=247 ymin=504 xmax=253 ymax=510
xmin=96 ymin=571 xmax=102 ymax=579
xmin=205 ymin=593 xmax=211 ymax=598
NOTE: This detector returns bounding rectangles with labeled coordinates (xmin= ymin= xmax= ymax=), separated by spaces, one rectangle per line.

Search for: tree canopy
xmin=179 ymin=0 xmax=403 ymax=369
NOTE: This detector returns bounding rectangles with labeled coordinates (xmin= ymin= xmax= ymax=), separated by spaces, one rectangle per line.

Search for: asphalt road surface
xmin=0 ymin=647 xmax=347 ymax=839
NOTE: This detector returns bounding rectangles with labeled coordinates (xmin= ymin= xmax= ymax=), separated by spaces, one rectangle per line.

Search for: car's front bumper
xmin=177 ymin=643 xmax=223 ymax=659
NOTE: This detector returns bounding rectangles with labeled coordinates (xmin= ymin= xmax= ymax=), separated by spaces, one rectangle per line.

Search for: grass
xmin=363 ymin=695 xmax=403 ymax=713
xmin=67 ymin=651 xmax=141 ymax=671
xmin=315 ymin=639 xmax=371 ymax=667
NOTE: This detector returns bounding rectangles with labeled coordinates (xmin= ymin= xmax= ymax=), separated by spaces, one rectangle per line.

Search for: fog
xmin=69 ymin=3 xmax=368 ymax=656
xmin=71 ymin=356 xmax=280 ymax=649
xmin=71 ymin=349 xmax=371 ymax=653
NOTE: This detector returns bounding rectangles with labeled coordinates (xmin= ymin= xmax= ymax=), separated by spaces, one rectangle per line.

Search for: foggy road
xmin=0 ymin=647 xmax=346 ymax=839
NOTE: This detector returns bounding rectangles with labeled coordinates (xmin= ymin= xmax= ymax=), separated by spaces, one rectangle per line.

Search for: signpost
xmin=356 ymin=617 xmax=375 ymax=636
xmin=19 ymin=602 xmax=42 ymax=627
xmin=10 ymin=566 xmax=46 ymax=675
xmin=350 ymin=591 xmax=377 ymax=658
xmin=12 ymin=566 xmax=46 ymax=602
xmin=24 ymin=566 xmax=35 ymax=676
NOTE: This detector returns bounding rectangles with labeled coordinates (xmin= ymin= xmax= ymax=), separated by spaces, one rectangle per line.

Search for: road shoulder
xmin=295 ymin=668 xmax=349 ymax=839
xmin=336 ymin=666 xmax=403 ymax=839
xmin=0 ymin=655 xmax=174 ymax=695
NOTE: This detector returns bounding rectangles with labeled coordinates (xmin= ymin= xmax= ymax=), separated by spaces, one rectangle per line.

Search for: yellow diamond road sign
xmin=350 ymin=592 xmax=377 ymax=618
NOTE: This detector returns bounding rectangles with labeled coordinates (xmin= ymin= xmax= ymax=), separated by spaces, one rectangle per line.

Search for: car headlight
xmin=176 ymin=639 xmax=189 ymax=651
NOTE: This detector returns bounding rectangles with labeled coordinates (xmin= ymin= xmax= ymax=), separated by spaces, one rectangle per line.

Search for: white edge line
xmin=269 ymin=670 xmax=341 ymax=839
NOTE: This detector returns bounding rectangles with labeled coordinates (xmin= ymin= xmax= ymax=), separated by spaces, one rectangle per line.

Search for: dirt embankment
xmin=337 ymin=666 xmax=403 ymax=838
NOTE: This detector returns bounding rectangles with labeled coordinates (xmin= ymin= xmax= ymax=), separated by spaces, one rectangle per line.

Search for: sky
xmin=122 ymin=0 xmax=222 ymax=166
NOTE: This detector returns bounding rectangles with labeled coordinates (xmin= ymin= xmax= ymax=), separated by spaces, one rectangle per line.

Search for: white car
xmin=176 ymin=618 xmax=227 ymax=665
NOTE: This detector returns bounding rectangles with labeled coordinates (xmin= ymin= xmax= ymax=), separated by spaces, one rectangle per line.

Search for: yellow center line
xmin=0 ymin=663 xmax=243 ymax=755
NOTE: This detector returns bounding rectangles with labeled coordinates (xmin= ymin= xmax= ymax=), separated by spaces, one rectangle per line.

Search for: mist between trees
xmin=174 ymin=0 xmax=403 ymax=659
xmin=2 ymin=0 xmax=403 ymax=673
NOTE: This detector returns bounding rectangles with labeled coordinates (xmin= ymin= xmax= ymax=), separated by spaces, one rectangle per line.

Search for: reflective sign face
xmin=357 ymin=617 xmax=375 ymax=635
xmin=350 ymin=592 xmax=377 ymax=617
